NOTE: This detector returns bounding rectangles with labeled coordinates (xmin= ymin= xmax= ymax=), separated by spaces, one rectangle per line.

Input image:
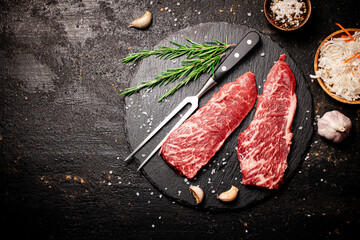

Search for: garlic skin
xmin=317 ymin=110 xmax=352 ymax=143
xmin=129 ymin=11 xmax=152 ymax=29
xmin=189 ymin=185 xmax=204 ymax=204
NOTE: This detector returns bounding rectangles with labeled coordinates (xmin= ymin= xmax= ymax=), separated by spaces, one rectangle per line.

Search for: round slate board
xmin=124 ymin=22 xmax=313 ymax=210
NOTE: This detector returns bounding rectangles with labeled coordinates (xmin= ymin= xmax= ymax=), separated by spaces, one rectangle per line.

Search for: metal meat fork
xmin=125 ymin=31 xmax=260 ymax=171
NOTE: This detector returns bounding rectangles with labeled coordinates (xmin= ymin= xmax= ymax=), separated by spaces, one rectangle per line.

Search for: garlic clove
xmin=189 ymin=185 xmax=204 ymax=204
xmin=217 ymin=185 xmax=238 ymax=202
xmin=317 ymin=110 xmax=352 ymax=143
xmin=129 ymin=11 xmax=152 ymax=29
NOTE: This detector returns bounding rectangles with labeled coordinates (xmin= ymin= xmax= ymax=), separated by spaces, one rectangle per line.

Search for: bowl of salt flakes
xmin=264 ymin=0 xmax=311 ymax=31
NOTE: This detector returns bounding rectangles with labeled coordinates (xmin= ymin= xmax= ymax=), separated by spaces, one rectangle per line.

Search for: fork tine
xmin=124 ymin=96 xmax=194 ymax=162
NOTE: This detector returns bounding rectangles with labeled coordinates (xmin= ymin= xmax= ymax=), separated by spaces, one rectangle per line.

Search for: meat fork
xmin=124 ymin=31 xmax=260 ymax=171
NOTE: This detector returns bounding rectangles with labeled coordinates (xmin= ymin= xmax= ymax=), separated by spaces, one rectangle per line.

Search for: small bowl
xmin=264 ymin=0 xmax=311 ymax=31
xmin=314 ymin=28 xmax=360 ymax=104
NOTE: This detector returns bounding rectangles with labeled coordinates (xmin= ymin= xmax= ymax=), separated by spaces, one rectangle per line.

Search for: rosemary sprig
xmin=121 ymin=37 xmax=233 ymax=101
xmin=122 ymin=37 xmax=232 ymax=63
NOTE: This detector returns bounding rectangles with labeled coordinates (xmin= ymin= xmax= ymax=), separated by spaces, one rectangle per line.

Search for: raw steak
xmin=237 ymin=54 xmax=297 ymax=190
xmin=160 ymin=72 xmax=257 ymax=179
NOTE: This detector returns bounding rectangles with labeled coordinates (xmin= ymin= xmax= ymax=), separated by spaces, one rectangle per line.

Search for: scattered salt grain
xmin=247 ymin=12 xmax=251 ymax=16
xmin=299 ymin=126 xmax=303 ymax=130
xmin=108 ymin=182 xmax=112 ymax=186
xmin=136 ymin=192 xmax=139 ymax=196
xmin=150 ymin=192 xmax=154 ymax=195
xmin=261 ymin=52 xmax=265 ymax=57
xmin=211 ymin=190 xmax=215 ymax=193
xmin=211 ymin=169 xmax=216 ymax=174
xmin=178 ymin=190 xmax=181 ymax=196
xmin=159 ymin=194 xmax=163 ymax=198
xmin=152 ymin=224 xmax=155 ymax=228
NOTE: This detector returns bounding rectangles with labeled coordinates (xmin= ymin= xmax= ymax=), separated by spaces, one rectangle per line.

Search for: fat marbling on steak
xmin=160 ymin=72 xmax=257 ymax=179
xmin=237 ymin=54 xmax=297 ymax=190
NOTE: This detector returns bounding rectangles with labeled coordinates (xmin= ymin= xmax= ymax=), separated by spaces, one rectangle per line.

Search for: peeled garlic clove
xmin=317 ymin=110 xmax=352 ymax=143
xmin=217 ymin=185 xmax=238 ymax=202
xmin=129 ymin=11 xmax=152 ymax=29
xmin=189 ymin=185 xmax=204 ymax=204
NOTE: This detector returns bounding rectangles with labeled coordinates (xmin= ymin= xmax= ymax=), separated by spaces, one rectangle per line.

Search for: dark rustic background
xmin=0 ymin=0 xmax=359 ymax=239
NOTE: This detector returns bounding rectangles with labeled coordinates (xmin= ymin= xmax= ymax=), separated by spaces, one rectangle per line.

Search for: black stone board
xmin=124 ymin=22 xmax=313 ymax=210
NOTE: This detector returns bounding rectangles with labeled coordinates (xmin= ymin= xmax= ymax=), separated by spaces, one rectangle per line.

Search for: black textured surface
xmin=126 ymin=22 xmax=313 ymax=210
xmin=1 ymin=0 xmax=359 ymax=239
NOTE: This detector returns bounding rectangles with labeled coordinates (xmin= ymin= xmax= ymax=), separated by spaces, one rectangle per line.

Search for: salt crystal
xmin=178 ymin=191 xmax=181 ymax=196
xmin=174 ymin=18 xmax=177 ymax=21
xmin=177 ymin=2 xmax=180 ymax=5
xmin=211 ymin=190 xmax=215 ymax=193
xmin=165 ymin=7 xmax=168 ymax=10
xmin=142 ymin=154 xmax=146 ymax=157
xmin=211 ymin=169 xmax=216 ymax=174
xmin=150 ymin=192 xmax=154 ymax=195
xmin=222 ymin=162 xmax=227 ymax=165
xmin=159 ymin=194 xmax=162 ymax=198
xmin=108 ymin=182 xmax=112 ymax=186
xmin=136 ymin=192 xmax=139 ymax=196
xmin=299 ymin=126 xmax=303 ymax=130
xmin=247 ymin=12 xmax=251 ymax=16
xmin=261 ymin=52 xmax=265 ymax=57
xmin=152 ymin=224 xmax=155 ymax=228
xmin=109 ymin=170 xmax=113 ymax=174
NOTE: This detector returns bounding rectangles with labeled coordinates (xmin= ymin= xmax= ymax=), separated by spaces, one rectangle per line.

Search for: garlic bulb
xmin=317 ymin=110 xmax=352 ymax=142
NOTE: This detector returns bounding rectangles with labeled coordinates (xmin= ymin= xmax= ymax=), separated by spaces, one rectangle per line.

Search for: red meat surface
xmin=160 ymin=72 xmax=257 ymax=178
xmin=237 ymin=54 xmax=297 ymax=190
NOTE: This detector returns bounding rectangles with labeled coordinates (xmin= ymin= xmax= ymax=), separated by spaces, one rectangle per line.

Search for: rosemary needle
xmin=121 ymin=37 xmax=233 ymax=102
